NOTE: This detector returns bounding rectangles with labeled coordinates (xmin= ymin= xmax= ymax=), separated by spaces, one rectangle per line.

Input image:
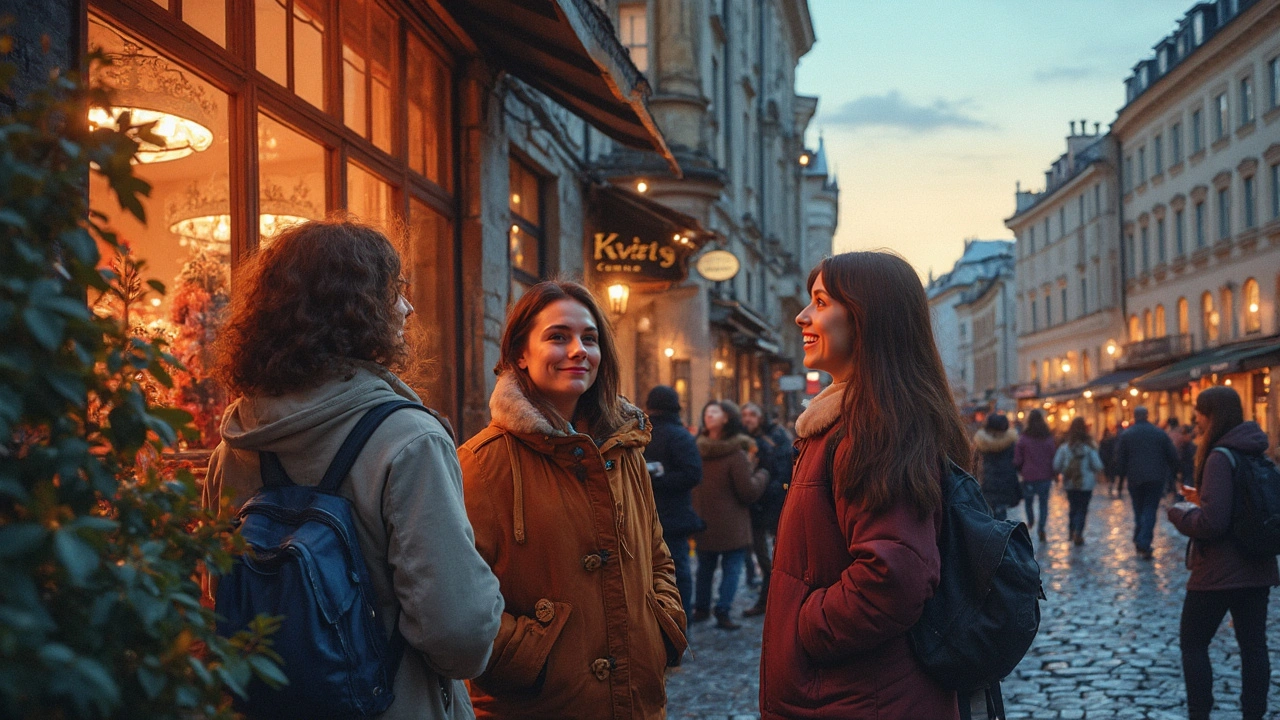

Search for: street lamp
xmin=1061 ymin=361 xmax=1071 ymax=374
xmin=606 ymin=283 xmax=630 ymax=316
xmin=664 ymin=347 xmax=675 ymax=358
xmin=636 ymin=180 xmax=648 ymax=193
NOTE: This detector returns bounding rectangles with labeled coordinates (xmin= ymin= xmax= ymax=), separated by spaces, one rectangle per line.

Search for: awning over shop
xmin=1132 ymin=336 xmax=1280 ymax=392
xmin=1043 ymin=384 xmax=1091 ymax=403
xmin=1083 ymin=369 xmax=1146 ymax=395
xmin=710 ymin=297 xmax=778 ymax=350
xmin=444 ymin=0 xmax=679 ymax=175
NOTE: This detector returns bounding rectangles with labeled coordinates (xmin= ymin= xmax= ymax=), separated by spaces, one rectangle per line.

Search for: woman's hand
xmin=1181 ymin=485 xmax=1200 ymax=506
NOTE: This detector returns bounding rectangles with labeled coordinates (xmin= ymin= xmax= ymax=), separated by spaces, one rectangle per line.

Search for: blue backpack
xmin=216 ymin=400 xmax=431 ymax=719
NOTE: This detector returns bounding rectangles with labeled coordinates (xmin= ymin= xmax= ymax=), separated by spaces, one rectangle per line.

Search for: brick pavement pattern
xmin=663 ymin=480 xmax=1280 ymax=719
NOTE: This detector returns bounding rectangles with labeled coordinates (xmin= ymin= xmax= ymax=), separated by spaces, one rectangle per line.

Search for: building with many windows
xmin=1113 ymin=0 xmax=1280 ymax=436
xmin=1006 ymin=126 xmax=1128 ymax=432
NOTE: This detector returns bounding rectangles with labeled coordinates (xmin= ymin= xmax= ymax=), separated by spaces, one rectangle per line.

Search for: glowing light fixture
xmin=715 ymin=361 xmax=726 ymax=372
xmin=636 ymin=180 xmax=648 ymax=193
xmin=1083 ymin=390 xmax=1093 ymax=399
xmin=1130 ymin=388 xmax=1140 ymax=396
xmin=1061 ymin=361 xmax=1071 ymax=373
xmin=799 ymin=153 xmax=811 ymax=166
xmin=1225 ymin=378 xmax=1233 ymax=386
xmin=167 ymin=177 xmax=319 ymax=255
xmin=89 ymin=38 xmax=217 ymax=164
xmin=664 ymin=347 xmax=675 ymax=358
xmin=606 ymin=283 xmax=630 ymax=315
xmin=1250 ymin=302 xmax=1259 ymax=313
xmin=1106 ymin=341 xmax=1118 ymax=356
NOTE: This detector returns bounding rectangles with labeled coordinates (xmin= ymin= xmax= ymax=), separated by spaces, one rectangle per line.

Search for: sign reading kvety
xmin=592 ymin=232 xmax=684 ymax=281
xmin=696 ymin=250 xmax=740 ymax=281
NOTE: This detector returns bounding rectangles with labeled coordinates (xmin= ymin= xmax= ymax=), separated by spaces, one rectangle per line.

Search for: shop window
xmin=1042 ymin=360 xmax=1050 ymax=385
xmin=258 ymin=115 xmax=325 ymax=246
xmin=1154 ymin=305 xmax=1166 ymax=338
xmin=149 ymin=0 xmax=227 ymax=46
xmin=255 ymin=0 xmax=327 ymax=110
xmin=88 ymin=17 xmax=231 ymax=448
xmin=509 ymin=157 xmax=545 ymax=298
xmin=342 ymin=0 xmax=396 ymax=154
xmin=1129 ymin=314 xmax=1142 ymax=342
xmin=1178 ymin=297 xmax=1189 ymax=336
xmin=1082 ymin=350 xmax=1091 ymax=381
xmin=407 ymin=33 xmax=452 ymax=189
xmin=406 ymin=198 xmax=454 ymax=410
xmin=1244 ymin=278 xmax=1261 ymax=334
xmin=618 ymin=3 xmax=649 ymax=73
xmin=1203 ymin=292 xmax=1219 ymax=345
xmin=347 ymin=161 xmax=396 ymax=231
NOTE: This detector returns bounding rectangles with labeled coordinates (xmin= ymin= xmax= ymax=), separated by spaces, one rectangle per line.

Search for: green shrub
xmin=0 ymin=43 xmax=280 ymax=719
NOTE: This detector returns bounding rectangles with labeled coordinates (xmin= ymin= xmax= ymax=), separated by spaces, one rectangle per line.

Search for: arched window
xmin=1143 ymin=309 xmax=1153 ymax=338
xmin=1202 ymin=291 xmax=1219 ymax=344
xmin=1030 ymin=361 xmax=1038 ymax=382
xmin=1042 ymin=360 xmax=1050 ymax=385
xmin=1154 ymin=305 xmax=1166 ymax=338
xmin=1129 ymin=314 xmax=1142 ymax=342
xmin=1177 ymin=297 xmax=1189 ymax=335
xmin=1082 ymin=349 xmax=1091 ymax=380
xmin=1244 ymin=278 xmax=1261 ymax=334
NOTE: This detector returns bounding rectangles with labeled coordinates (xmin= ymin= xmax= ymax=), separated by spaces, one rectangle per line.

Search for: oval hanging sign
xmin=696 ymin=250 xmax=741 ymax=281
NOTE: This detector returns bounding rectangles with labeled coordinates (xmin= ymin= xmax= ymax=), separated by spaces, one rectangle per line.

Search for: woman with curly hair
xmin=458 ymin=280 xmax=686 ymax=719
xmin=204 ymin=219 xmax=503 ymax=720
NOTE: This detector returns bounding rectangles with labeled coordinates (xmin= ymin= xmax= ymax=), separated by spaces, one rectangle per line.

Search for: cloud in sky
xmin=1032 ymin=65 xmax=1104 ymax=82
xmin=821 ymin=91 xmax=993 ymax=133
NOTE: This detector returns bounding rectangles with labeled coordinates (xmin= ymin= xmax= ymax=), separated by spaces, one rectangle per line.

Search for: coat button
xmin=572 ymin=446 xmax=585 ymax=458
xmin=534 ymin=598 xmax=555 ymax=625
xmin=604 ymin=459 xmax=616 ymax=471
xmin=591 ymin=657 xmax=611 ymax=680
xmin=582 ymin=554 xmax=603 ymax=572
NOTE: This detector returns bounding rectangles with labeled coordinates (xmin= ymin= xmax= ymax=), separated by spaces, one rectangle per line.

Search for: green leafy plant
xmin=0 ymin=40 xmax=280 ymax=719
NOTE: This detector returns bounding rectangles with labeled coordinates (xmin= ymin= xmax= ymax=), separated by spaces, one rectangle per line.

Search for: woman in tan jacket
xmin=458 ymin=281 xmax=687 ymax=719
xmin=691 ymin=400 xmax=767 ymax=630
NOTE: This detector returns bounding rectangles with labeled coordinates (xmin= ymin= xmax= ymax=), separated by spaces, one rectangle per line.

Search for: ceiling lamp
xmin=89 ymin=39 xmax=216 ymax=164
xmin=167 ymin=177 xmax=319 ymax=254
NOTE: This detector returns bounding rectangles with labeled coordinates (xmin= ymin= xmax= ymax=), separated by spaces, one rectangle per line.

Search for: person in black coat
xmin=1115 ymin=406 xmax=1179 ymax=559
xmin=1099 ymin=426 xmax=1121 ymax=496
xmin=741 ymin=402 xmax=793 ymax=617
xmin=643 ymin=385 xmax=704 ymax=621
xmin=971 ymin=412 xmax=1021 ymax=520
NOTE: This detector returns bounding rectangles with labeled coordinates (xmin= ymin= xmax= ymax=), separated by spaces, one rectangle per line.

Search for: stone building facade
xmin=1113 ymin=0 xmax=1280 ymax=435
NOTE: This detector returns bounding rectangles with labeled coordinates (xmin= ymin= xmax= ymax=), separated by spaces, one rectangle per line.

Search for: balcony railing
xmin=1120 ymin=333 xmax=1193 ymax=367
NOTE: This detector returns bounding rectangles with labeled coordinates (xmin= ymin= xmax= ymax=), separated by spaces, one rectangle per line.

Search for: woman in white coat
xmin=1053 ymin=417 xmax=1104 ymax=546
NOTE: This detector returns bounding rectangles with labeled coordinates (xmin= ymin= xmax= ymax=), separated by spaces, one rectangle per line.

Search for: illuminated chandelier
xmin=88 ymin=37 xmax=216 ymax=164
xmin=166 ymin=177 xmax=320 ymax=255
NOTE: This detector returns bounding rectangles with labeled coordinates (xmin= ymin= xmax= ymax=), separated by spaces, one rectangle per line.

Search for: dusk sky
xmin=795 ymin=0 xmax=1197 ymax=281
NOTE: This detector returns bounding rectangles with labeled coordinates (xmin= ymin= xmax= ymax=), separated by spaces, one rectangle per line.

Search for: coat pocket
xmin=645 ymin=591 xmax=688 ymax=667
xmin=474 ymin=601 xmax=573 ymax=696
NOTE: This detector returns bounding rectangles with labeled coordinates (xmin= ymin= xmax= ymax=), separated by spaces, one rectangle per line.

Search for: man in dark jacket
xmin=1116 ymin=406 xmax=1179 ymax=559
xmin=741 ymin=403 xmax=793 ymax=617
xmin=643 ymin=386 xmax=703 ymax=621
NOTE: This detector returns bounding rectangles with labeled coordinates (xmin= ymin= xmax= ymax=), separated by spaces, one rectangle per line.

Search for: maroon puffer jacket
xmin=759 ymin=422 xmax=957 ymax=720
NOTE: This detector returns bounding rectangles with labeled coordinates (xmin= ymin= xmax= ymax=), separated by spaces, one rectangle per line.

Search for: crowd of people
xmin=202 ymin=218 xmax=1275 ymax=720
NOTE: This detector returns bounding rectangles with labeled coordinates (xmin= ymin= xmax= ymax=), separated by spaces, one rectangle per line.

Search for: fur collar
xmin=696 ymin=433 xmax=756 ymax=459
xmin=973 ymin=427 xmax=1018 ymax=453
xmin=488 ymin=372 xmax=645 ymax=441
xmin=794 ymin=381 xmax=846 ymax=439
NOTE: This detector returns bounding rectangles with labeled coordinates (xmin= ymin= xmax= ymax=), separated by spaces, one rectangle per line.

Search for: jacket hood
xmin=1215 ymin=421 xmax=1269 ymax=456
xmin=489 ymin=372 xmax=648 ymax=449
xmin=696 ymin=433 xmax=755 ymax=459
xmin=973 ymin=427 xmax=1018 ymax=453
xmin=794 ymin=381 xmax=847 ymax=439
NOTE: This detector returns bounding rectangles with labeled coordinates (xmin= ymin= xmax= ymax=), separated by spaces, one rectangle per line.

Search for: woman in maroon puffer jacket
xmin=760 ymin=252 xmax=971 ymax=720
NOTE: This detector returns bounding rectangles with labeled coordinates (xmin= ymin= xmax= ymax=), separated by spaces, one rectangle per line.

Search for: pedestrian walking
xmin=1167 ymin=386 xmax=1278 ymax=720
xmin=457 ymin=281 xmax=686 ymax=720
xmin=690 ymin=400 xmax=768 ymax=631
xmin=1014 ymin=409 xmax=1056 ymax=542
xmin=761 ymin=252 xmax=965 ymax=719
xmin=204 ymin=219 xmax=504 ymax=719
xmin=1115 ymin=406 xmax=1179 ymax=560
xmin=1052 ymin=417 xmax=1103 ymax=546
xmin=741 ymin=402 xmax=793 ymax=617
xmin=972 ymin=413 xmax=1021 ymax=520
xmin=1100 ymin=425 xmax=1122 ymax=497
xmin=642 ymin=385 xmax=704 ymax=623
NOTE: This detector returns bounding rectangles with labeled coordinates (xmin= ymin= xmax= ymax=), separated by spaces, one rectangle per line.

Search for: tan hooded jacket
xmin=692 ymin=434 xmax=768 ymax=552
xmin=204 ymin=363 xmax=504 ymax=720
xmin=458 ymin=373 xmax=687 ymax=719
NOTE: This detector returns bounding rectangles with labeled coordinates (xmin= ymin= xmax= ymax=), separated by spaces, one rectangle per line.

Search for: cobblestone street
xmin=664 ymin=481 xmax=1280 ymax=719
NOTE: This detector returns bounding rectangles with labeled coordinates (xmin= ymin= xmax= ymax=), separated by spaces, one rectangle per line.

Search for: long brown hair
xmin=1024 ymin=409 xmax=1051 ymax=439
xmin=1066 ymin=417 xmax=1094 ymax=448
xmin=494 ymin=281 xmax=626 ymax=436
xmin=1192 ymin=386 xmax=1245 ymax=488
xmin=216 ymin=219 xmax=408 ymax=396
xmin=812 ymin=252 xmax=970 ymax=517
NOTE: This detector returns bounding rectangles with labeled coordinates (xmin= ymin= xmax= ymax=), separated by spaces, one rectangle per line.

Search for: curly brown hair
xmin=216 ymin=219 xmax=408 ymax=397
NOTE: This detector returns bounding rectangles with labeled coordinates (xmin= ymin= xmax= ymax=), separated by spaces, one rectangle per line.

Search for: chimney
xmin=1069 ymin=121 xmax=1077 ymax=136
xmin=1094 ymin=122 xmax=1101 ymax=135
xmin=1081 ymin=118 xmax=1087 ymax=134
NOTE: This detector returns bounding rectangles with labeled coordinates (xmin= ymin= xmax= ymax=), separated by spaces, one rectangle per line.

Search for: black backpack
xmin=217 ymin=400 xmax=433 ymax=719
xmin=907 ymin=465 xmax=1044 ymax=719
xmin=1213 ymin=447 xmax=1280 ymax=558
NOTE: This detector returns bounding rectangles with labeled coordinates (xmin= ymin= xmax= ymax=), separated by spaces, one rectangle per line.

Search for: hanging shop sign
xmin=1011 ymin=382 xmax=1040 ymax=399
xmin=592 ymin=232 xmax=686 ymax=281
xmin=696 ymin=250 xmax=741 ymax=282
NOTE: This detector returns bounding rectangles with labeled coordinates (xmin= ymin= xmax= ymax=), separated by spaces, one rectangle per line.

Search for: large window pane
xmin=293 ymin=0 xmax=326 ymax=108
xmin=342 ymin=0 xmax=396 ymax=153
xmin=407 ymin=198 xmax=453 ymax=413
xmin=407 ymin=33 xmax=450 ymax=187
xmin=347 ymin=161 xmax=395 ymax=231
xmin=258 ymin=115 xmax=325 ymax=245
xmin=184 ymin=0 xmax=226 ymax=47
xmin=255 ymin=0 xmax=288 ymax=86
xmin=89 ymin=17 xmax=231 ymax=448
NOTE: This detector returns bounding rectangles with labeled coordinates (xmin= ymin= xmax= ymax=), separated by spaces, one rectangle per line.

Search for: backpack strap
xmin=258 ymin=450 xmax=294 ymax=488
xmin=1212 ymin=446 xmax=1237 ymax=469
xmin=317 ymin=399 xmax=430 ymax=494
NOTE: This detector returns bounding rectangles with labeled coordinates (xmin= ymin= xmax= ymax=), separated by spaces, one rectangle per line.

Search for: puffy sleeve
xmin=796 ymin=489 xmax=941 ymax=663
xmin=1168 ymin=449 xmax=1234 ymax=540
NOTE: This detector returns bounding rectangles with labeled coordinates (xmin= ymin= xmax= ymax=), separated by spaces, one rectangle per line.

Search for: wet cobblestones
xmin=664 ymin=481 xmax=1280 ymax=719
